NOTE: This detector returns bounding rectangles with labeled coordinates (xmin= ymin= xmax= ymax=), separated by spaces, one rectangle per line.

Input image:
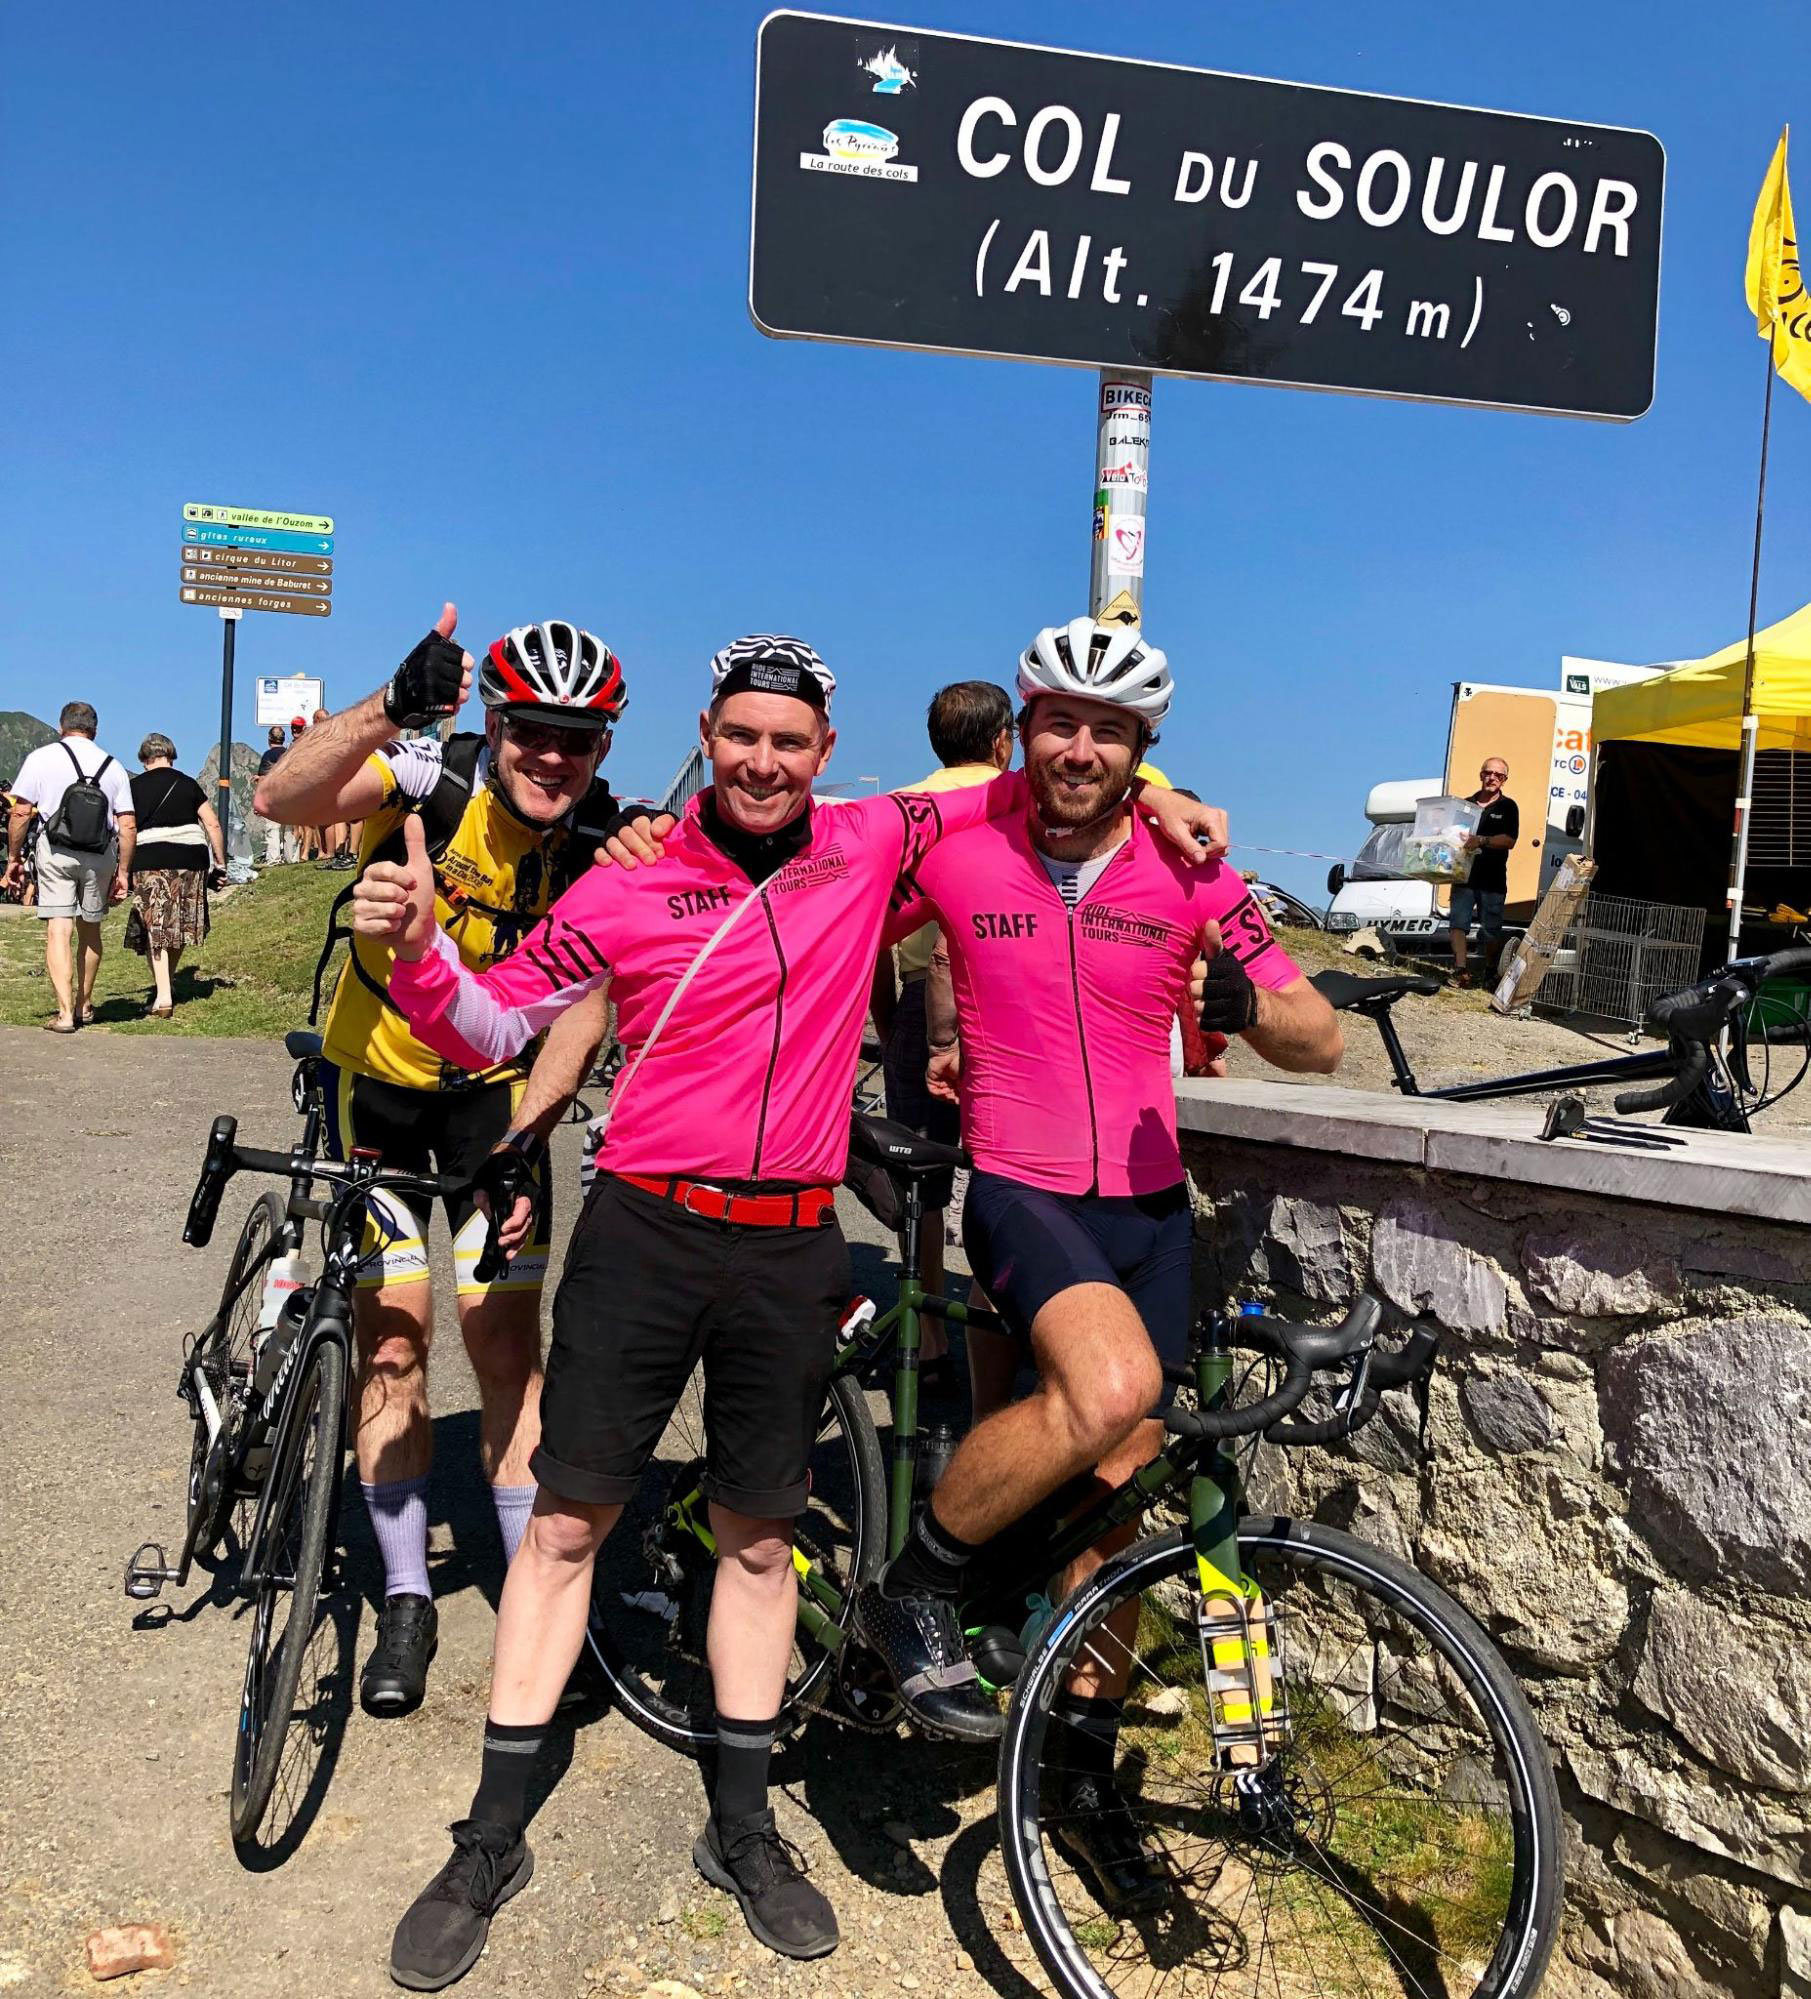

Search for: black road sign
xmin=751 ymin=14 xmax=1664 ymax=420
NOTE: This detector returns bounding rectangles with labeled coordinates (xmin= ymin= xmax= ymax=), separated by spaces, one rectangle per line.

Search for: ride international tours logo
xmin=799 ymin=117 xmax=918 ymax=182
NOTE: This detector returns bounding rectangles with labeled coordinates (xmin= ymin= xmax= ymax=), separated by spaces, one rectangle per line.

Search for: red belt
xmin=618 ymin=1174 xmax=837 ymax=1230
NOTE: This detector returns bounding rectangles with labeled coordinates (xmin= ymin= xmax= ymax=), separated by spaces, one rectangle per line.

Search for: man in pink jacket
xmin=854 ymin=618 xmax=1341 ymax=1910
xmin=352 ymin=633 xmax=1222 ymax=1989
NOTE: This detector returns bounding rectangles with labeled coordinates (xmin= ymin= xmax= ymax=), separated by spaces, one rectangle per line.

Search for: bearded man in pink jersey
xmin=350 ymin=634 xmax=1224 ymax=1989
xmin=852 ymin=618 xmax=1342 ymax=1912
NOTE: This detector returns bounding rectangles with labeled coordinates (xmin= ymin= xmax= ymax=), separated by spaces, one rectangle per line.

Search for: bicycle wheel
xmin=586 ymin=1367 xmax=887 ymax=1752
xmin=1000 ymin=1517 xmax=1561 ymax=1999
xmin=186 ymin=1191 xmax=286 ymax=1561
xmin=229 ymin=1334 xmax=344 ymax=1842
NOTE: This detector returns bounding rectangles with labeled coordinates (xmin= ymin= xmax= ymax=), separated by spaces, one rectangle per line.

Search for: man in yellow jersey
xmin=255 ymin=604 xmax=639 ymax=1713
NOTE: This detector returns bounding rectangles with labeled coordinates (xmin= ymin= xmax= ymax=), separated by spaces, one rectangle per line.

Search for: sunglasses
xmin=503 ymin=717 xmax=606 ymax=757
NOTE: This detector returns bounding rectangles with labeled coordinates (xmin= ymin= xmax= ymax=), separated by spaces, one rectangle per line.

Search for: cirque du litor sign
xmin=751 ymin=14 xmax=1664 ymax=419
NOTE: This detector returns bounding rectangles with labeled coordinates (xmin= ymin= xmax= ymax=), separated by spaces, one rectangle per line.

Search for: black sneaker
xmin=1049 ymin=1775 xmax=1173 ymax=1916
xmin=693 ymin=1809 xmax=839 ymax=1960
xmin=390 ymin=1818 xmax=533 ymax=1990
xmin=852 ymin=1578 xmax=1002 ymax=1743
xmin=362 ymin=1593 xmax=439 ymax=1714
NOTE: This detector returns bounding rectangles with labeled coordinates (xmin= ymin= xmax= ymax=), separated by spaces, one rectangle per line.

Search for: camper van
xmin=1325 ymin=659 xmax=1663 ymax=951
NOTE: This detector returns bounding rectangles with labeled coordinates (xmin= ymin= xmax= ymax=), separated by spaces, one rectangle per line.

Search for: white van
xmin=1324 ymin=780 xmax=1449 ymax=946
xmin=1322 ymin=662 xmax=1664 ymax=955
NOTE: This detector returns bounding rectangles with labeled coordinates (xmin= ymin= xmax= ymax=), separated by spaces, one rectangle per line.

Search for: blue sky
xmin=2 ymin=1 xmax=1807 ymax=898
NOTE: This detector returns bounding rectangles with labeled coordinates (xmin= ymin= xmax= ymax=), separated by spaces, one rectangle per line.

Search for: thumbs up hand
xmin=351 ymin=812 xmax=438 ymax=961
xmin=384 ymin=602 xmax=473 ymax=729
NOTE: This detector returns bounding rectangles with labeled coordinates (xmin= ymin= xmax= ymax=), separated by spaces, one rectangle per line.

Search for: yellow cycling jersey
xmin=321 ymin=736 xmax=614 ymax=1092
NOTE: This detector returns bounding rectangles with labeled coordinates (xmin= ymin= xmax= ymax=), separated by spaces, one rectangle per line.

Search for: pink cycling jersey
xmin=891 ymin=811 xmax=1300 ymax=1196
xmin=387 ymin=777 xmax=1024 ymax=1184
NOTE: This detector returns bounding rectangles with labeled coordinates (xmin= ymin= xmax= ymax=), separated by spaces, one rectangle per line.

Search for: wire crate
xmin=1533 ymin=894 xmax=1706 ymax=1035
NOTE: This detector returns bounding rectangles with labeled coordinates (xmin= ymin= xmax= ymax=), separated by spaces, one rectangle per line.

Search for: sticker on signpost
xmin=800 ymin=118 xmax=918 ymax=182
xmin=861 ymin=45 xmax=916 ymax=93
xmin=1101 ymin=383 xmax=1152 ymax=416
xmin=1107 ymin=516 xmax=1146 ymax=574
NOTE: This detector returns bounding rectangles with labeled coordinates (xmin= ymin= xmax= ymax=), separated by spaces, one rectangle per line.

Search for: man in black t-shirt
xmin=1449 ymin=757 xmax=1519 ymax=988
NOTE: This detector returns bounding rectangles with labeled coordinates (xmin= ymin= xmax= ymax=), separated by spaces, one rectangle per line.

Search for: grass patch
xmin=0 ymin=864 xmax=347 ymax=1038
xmin=680 ymin=1901 xmax=727 ymax=1941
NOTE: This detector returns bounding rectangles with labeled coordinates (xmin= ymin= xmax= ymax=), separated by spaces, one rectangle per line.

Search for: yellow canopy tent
xmin=1592 ymin=600 xmax=1811 ymax=752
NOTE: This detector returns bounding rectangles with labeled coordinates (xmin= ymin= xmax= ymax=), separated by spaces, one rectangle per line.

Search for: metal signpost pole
xmin=1091 ymin=371 xmax=1152 ymax=625
xmin=215 ymin=606 xmax=243 ymax=837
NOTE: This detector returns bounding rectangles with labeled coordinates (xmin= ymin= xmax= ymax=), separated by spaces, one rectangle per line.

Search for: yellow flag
xmin=1746 ymin=128 xmax=1811 ymax=403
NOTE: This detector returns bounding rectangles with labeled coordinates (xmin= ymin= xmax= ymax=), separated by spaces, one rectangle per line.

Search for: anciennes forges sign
xmin=750 ymin=14 xmax=1664 ymax=420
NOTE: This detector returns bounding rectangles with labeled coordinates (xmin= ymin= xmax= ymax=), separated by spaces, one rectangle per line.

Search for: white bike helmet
xmin=708 ymin=633 xmax=837 ymax=712
xmin=482 ymin=621 xmax=626 ymax=726
xmin=1018 ymin=617 xmax=1172 ymax=728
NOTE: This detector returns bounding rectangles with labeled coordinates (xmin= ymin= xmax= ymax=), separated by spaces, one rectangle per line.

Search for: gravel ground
xmin=5 ymin=981 xmax=1803 ymax=1995
xmin=0 ymin=1027 xmax=1036 ymax=1999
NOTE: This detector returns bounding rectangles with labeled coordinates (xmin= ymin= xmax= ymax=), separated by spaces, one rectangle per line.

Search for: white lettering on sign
xmin=954 ymin=100 xmax=1641 ymax=261
xmin=1024 ymin=104 xmax=1084 ymax=186
xmin=957 ymin=97 xmax=1015 ymax=178
xmin=1091 ymin=113 xmax=1131 ymax=195
xmin=1172 ymin=153 xmax=1258 ymax=208
xmin=1293 ymin=141 xmax=1638 ymax=254
xmin=1356 ymin=149 xmax=1412 ymax=227
xmin=959 ymin=98 xmax=1135 ymax=193
xmin=1006 ymin=230 xmax=1052 ymax=293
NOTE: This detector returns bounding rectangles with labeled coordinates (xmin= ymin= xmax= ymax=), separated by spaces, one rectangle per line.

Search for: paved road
xmin=0 ymin=1027 xmax=1039 ymax=1998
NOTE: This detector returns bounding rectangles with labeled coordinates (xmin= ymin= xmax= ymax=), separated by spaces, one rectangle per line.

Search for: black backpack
xmin=45 ymin=744 xmax=116 ymax=853
xmin=310 ymin=733 xmax=623 ymax=1023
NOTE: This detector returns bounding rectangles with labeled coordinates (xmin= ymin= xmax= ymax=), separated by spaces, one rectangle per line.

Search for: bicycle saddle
xmin=285 ymin=1029 xmax=325 ymax=1060
xmin=1311 ymin=969 xmax=1442 ymax=1012
xmin=848 ymin=1112 xmax=969 ymax=1177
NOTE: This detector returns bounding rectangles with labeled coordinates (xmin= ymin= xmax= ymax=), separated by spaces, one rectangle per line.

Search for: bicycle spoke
xmin=1006 ymin=1527 xmax=1551 ymax=1999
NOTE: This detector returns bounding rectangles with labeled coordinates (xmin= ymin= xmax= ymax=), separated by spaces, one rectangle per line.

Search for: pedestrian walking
xmin=128 ymin=734 xmax=226 ymax=1019
xmin=2 ymin=701 xmax=136 ymax=1032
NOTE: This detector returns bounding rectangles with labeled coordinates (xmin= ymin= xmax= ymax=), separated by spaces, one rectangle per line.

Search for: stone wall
xmin=1177 ymin=1084 xmax=1811 ymax=1998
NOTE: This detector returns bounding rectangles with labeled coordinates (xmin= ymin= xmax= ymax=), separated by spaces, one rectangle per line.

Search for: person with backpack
xmin=3 ymin=701 xmax=136 ymax=1033
xmin=253 ymin=606 xmax=644 ymax=1717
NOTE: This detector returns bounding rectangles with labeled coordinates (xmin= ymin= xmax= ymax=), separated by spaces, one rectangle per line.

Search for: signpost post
xmin=750 ymin=14 xmax=1665 ymax=624
xmin=179 ymin=501 xmax=335 ymax=832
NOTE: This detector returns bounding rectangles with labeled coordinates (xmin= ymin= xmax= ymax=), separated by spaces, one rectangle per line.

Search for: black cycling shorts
xmin=533 ymin=1174 xmax=851 ymax=1518
xmin=962 ymin=1170 xmax=1193 ymax=1402
xmin=318 ymin=1062 xmax=552 ymax=1295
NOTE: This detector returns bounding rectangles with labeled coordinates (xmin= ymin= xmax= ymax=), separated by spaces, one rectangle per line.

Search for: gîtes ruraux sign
xmin=751 ymin=14 xmax=1664 ymax=420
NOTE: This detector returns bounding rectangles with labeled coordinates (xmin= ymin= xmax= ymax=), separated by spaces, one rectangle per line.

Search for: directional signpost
xmin=751 ymin=14 xmax=1665 ymax=622
xmin=178 ymin=500 xmax=335 ymax=829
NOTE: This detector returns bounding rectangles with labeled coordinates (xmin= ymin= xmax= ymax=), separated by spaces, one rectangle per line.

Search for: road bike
xmin=586 ymin=1113 xmax=1562 ymax=1996
xmin=124 ymin=1030 xmax=477 ymax=1843
xmin=1314 ymin=942 xmax=1811 ymax=1134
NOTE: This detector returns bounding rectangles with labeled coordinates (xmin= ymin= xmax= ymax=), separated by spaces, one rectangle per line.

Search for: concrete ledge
xmin=1175 ymin=1078 xmax=1811 ymax=1225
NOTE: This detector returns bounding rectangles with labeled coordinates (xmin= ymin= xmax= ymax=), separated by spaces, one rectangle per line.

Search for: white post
xmin=1092 ymin=371 xmax=1152 ymax=624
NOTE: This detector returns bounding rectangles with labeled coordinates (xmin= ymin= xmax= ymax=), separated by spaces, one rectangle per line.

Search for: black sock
xmin=468 ymin=1718 xmax=544 ymax=1831
xmin=882 ymin=1502 xmax=979 ymax=1602
xmin=1052 ymin=1693 xmax=1124 ymax=1788
xmin=712 ymin=1713 xmax=777 ymax=1826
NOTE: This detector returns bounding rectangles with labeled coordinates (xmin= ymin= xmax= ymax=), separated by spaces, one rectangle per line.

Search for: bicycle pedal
xmin=124 ymin=1542 xmax=175 ymax=1600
